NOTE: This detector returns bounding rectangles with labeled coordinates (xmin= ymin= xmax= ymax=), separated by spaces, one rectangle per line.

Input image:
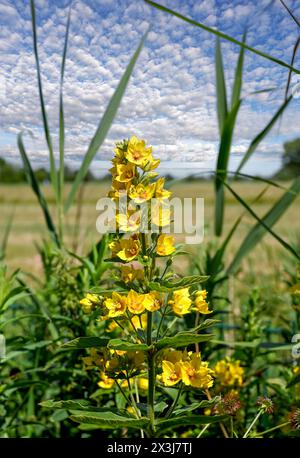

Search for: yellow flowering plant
xmin=41 ymin=136 xmax=228 ymax=437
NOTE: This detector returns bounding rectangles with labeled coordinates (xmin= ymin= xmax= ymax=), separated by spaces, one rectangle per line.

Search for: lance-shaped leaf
xmin=60 ymin=337 xmax=110 ymax=350
xmin=156 ymin=333 xmax=213 ymax=350
xmin=108 ymin=339 xmax=150 ymax=351
xmin=70 ymin=411 xmax=149 ymax=430
xmin=149 ymin=275 xmax=209 ymax=292
xmin=156 ymin=414 xmax=228 ymax=433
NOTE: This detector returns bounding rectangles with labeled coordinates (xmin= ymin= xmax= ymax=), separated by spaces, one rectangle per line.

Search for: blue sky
xmin=0 ymin=0 xmax=300 ymax=177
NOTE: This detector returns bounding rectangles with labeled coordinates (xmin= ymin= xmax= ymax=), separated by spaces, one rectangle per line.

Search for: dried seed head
xmin=289 ymin=408 xmax=300 ymax=430
xmin=219 ymin=391 xmax=242 ymax=416
xmin=256 ymin=396 xmax=274 ymax=414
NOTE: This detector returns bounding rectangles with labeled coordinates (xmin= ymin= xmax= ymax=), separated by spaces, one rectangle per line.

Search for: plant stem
xmin=243 ymin=409 xmax=263 ymax=438
xmin=254 ymin=421 xmax=290 ymax=437
xmin=205 ymin=389 xmax=229 ymax=438
xmin=127 ymin=377 xmax=141 ymax=419
xmin=165 ymin=382 xmax=183 ymax=419
xmin=230 ymin=416 xmax=234 ymax=438
xmin=197 ymin=423 xmax=210 ymax=438
xmin=147 ymin=311 xmax=156 ymax=436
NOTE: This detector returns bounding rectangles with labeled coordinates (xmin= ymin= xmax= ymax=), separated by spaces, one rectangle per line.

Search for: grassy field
xmin=1 ymin=180 xmax=300 ymax=278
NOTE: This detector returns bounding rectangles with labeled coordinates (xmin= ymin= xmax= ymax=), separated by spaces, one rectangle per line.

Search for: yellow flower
xmin=98 ymin=372 xmax=115 ymax=389
xmin=116 ymin=209 xmax=141 ymax=232
xmin=152 ymin=203 xmax=171 ymax=227
xmin=143 ymin=291 xmax=163 ymax=312
xmin=194 ymin=290 xmax=212 ymax=314
xmin=115 ymin=237 xmax=141 ymax=261
xmin=138 ymin=377 xmax=149 ymax=391
xmin=127 ymin=289 xmax=146 ymax=315
xmin=79 ymin=293 xmax=100 ymax=313
xmin=131 ymin=313 xmax=147 ymax=330
xmin=106 ymin=321 xmax=118 ymax=332
xmin=108 ymin=179 xmax=131 ymax=200
xmin=180 ymin=353 xmax=214 ymax=389
xmin=155 ymin=177 xmax=172 ymax=200
xmin=141 ymin=155 xmax=160 ymax=171
xmin=104 ymin=292 xmax=127 ymax=318
xmin=161 ymin=360 xmax=182 ymax=386
xmin=169 ymin=288 xmax=192 ymax=316
xmin=115 ymin=163 xmax=136 ymax=182
xmin=125 ymin=135 xmax=152 ymax=166
xmin=121 ymin=265 xmax=144 ymax=283
xmin=156 ymin=234 xmax=175 ymax=256
xmin=129 ymin=183 xmax=155 ymax=203
xmin=214 ymin=358 xmax=244 ymax=387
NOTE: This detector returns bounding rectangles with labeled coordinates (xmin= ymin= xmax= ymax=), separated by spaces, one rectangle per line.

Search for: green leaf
xmin=215 ymin=100 xmax=241 ymax=236
xmin=235 ymin=95 xmax=293 ymax=175
xmin=30 ymin=0 xmax=58 ymax=199
xmin=191 ymin=319 xmax=220 ymax=333
xmin=70 ymin=411 xmax=149 ymax=430
xmin=156 ymin=333 xmax=213 ymax=350
xmin=287 ymin=373 xmax=300 ymax=388
xmin=17 ymin=132 xmax=60 ymax=247
xmin=225 ymin=178 xmax=300 ymax=274
xmin=64 ymin=30 xmax=148 ymax=213
xmin=173 ymin=396 xmax=221 ymax=415
xmin=156 ymin=414 xmax=228 ymax=433
xmin=108 ymin=339 xmax=150 ymax=351
xmin=40 ymin=399 xmax=92 ymax=410
xmin=144 ymin=0 xmax=300 ymax=74
xmin=50 ymin=409 xmax=69 ymax=422
xmin=149 ymin=275 xmax=209 ymax=292
xmin=61 ymin=337 xmax=110 ymax=350
xmin=215 ymin=38 xmax=227 ymax=135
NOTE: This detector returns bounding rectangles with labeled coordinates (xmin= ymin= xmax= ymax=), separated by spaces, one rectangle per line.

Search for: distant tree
xmin=276 ymin=138 xmax=300 ymax=179
xmin=0 ymin=158 xmax=25 ymax=183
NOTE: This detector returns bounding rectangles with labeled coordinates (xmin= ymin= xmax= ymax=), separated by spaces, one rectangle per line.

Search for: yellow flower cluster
xmin=103 ymin=290 xmax=163 ymax=317
xmin=161 ymin=350 xmax=214 ymax=389
xmin=214 ymin=358 xmax=244 ymax=387
xmin=108 ymin=136 xmax=173 ymax=236
xmin=83 ymin=348 xmax=146 ymax=390
xmin=168 ymin=288 xmax=212 ymax=316
xmin=79 ymin=293 xmax=101 ymax=314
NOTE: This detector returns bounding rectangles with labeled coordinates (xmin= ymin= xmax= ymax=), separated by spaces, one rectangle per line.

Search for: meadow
xmin=1 ymin=180 xmax=300 ymax=276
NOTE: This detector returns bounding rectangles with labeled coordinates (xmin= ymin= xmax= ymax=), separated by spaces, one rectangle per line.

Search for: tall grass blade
xmin=226 ymin=177 xmax=300 ymax=274
xmin=215 ymin=38 xmax=227 ymax=135
xmin=0 ymin=212 xmax=14 ymax=261
xmin=285 ymin=37 xmax=300 ymax=101
xmin=59 ymin=8 xmax=71 ymax=202
xmin=231 ymin=32 xmax=246 ymax=108
xmin=144 ymin=0 xmax=300 ymax=74
xmin=235 ymin=95 xmax=293 ymax=175
xmin=279 ymin=0 xmax=300 ymax=27
xmin=17 ymin=133 xmax=60 ymax=247
xmin=30 ymin=0 xmax=58 ymax=199
xmin=64 ymin=30 xmax=148 ymax=213
xmin=215 ymin=100 xmax=241 ymax=236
